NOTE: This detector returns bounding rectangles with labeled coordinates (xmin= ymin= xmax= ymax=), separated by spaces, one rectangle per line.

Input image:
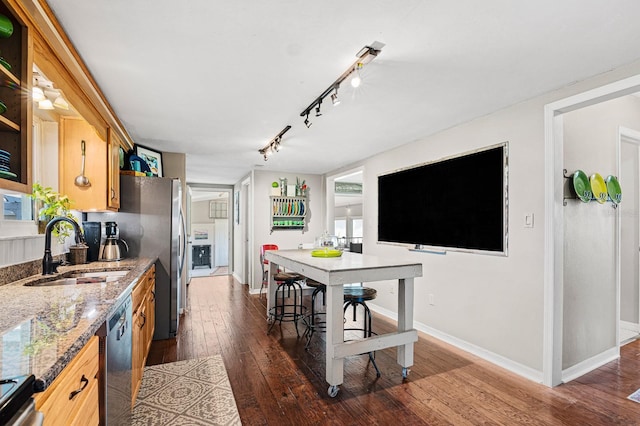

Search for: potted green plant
xmin=30 ymin=183 xmax=76 ymax=241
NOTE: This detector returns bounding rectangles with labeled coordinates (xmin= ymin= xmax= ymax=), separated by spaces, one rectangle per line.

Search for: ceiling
xmin=45 ymin=1 xmax=640 ymax=185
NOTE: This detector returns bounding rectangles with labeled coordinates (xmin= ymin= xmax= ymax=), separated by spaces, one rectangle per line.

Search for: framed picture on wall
xmin=135 ymin=144 xmax=163 ymax=177
xmin=194 ymin=229 xmax=208 ymax=240
xmin=235 ymin=191 xmax=240 ymax=224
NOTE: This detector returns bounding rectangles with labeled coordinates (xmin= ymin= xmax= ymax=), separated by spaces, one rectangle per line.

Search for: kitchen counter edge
xmin=1 ymin=257 xmax=156 ymax=392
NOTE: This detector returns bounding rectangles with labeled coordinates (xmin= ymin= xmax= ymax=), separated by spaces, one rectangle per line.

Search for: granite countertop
xmin=0 ymin=257 xmax=156 ymax=392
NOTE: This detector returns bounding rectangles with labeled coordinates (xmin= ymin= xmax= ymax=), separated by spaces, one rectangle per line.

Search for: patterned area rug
xmin=628 ymin=388 xmax=640 ymax=403
xmin=132 ymin=355 xmax=241 ymax=425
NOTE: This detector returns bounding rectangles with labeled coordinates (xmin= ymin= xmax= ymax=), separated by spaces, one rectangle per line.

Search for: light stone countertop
xmin=0 ymin=257 xmax=156 ymax=391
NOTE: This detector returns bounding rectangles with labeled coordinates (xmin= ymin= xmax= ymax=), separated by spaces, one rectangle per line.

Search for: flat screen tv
xmin=377 ymin=143 xmax=508 ymax=255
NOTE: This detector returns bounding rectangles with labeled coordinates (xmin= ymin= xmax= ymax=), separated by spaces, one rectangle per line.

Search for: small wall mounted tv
xmin=377 ymin=143 xmax=508 ymax=255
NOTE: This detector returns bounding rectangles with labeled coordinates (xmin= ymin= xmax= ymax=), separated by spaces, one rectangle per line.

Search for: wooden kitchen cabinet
xmin=59 ymin=117 xmax=122 ymax=211
xmin=34 ymin=335 xmax=100 ymax=426
xmin=107 ymin=128 xmax=122 ymax=209
xmin=132 ymin=264 xmax=156 ymax=406
xmin=0 ymin=1 xmax=32 ymax=193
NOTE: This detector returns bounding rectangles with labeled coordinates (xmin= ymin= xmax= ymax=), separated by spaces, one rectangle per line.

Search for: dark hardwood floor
xmin=147 ymin=275 xmax=640 ymax=425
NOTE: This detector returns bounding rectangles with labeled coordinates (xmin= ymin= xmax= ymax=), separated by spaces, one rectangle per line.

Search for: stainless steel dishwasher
xmin=98 ymin=295 xmax=132 ymax=425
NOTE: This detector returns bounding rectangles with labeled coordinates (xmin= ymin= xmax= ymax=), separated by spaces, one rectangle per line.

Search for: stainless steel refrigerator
xmin=115 ymin=175 xmax=186 ymax=340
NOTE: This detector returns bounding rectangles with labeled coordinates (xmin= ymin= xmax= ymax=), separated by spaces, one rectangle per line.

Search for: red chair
xmin=260 ymin=244 xmax=279 ymax=297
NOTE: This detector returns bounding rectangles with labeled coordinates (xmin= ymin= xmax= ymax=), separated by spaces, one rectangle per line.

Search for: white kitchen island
xmin=264 ymin=249 xmax=423 ymax=397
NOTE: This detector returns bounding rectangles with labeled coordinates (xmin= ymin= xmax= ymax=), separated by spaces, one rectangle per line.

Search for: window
xmin=209 ymin=200 xmax=228 ymax=219
xmin=352 ymin=218 xmax=363 ymax=238
xmin=334 ymin=219 xmax=346 ymax=238
xmin=2 ymin=191 xmax=33 ymax=221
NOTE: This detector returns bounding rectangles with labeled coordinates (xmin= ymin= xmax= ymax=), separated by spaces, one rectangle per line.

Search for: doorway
xmin=327 ymin=168 xmax=364 ymax=251
xmin=544 ymin=75 xmax=640 ymax=387
xmin=187 ymin=185 xmax=233 ymax=277
xmin=619 ymin=127 xmax=640 ymax=344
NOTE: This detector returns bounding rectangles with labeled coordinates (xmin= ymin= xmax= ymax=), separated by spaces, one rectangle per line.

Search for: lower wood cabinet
xmin=34 ymin=336 xmax=100 ymax=426
xmin=132 ymin=265 xmax=156 ymax=407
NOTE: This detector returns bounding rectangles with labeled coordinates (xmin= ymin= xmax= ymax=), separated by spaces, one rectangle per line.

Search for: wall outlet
xmin=428 ymin=293 xmax=435 ymax=305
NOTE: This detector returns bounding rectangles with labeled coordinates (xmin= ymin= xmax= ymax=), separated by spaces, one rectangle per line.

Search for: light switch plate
xmin=524 ymin=213 xmax=534 ymax=228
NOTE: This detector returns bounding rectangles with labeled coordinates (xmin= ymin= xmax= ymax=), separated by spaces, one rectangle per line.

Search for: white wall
xmin=325 ymin=60 xmax=640 ymax=377
xmin=562 ymin=96 xmax=640 ymax=368
xmin=335 ymin=204 xmax=363 ymax=218
xmin=358 ymin=99 xmax=546 ymax=372
xmin=251 ymin=170 xmax=324 ymax=291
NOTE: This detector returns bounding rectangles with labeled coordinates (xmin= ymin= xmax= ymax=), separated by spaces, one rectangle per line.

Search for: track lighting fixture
xmin=331 ymin=88 xmax=340 ymax=106
xmin=32 ymin=70 xmax=72 ymax=111
xmin=256 ymin=42 xmax=383 ymax=161
xmin=38 ymin=99 xmax=54 ymax=110
xmin=258 ymin=125 xmax=291 ymax=161
xmin=299 ymin=42 xmax=384 ymax=126
xmin=350 ymin=63 xmax=363 ymax=88
xmin=32 ymin=86 xmax=45 ymax=101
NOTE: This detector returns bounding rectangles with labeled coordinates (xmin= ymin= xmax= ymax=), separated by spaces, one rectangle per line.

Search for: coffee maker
xmin=100 ymin=221 xmax=129 ymax=261
xmin=82 ymin=221 xmax=101 ymax=262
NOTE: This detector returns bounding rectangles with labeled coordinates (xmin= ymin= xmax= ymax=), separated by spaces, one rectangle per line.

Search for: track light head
xmin=304 ymin=113 xmax=312 ymax=128
xmin=331 ymin=90 xmax=340 ymax=106
xmin=350 ymin=63 xmax=363 ymax=88
xmin=315 ymin=103 xmax=322 ymax=117
xmin=259 ymin=147 xmax=270 ymax=161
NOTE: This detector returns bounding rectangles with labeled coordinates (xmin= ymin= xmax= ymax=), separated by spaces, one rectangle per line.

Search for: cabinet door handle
xmin=69 ymin=375 xmax=89 ymax=400
xmin=151 ymin=290 xmax=155 ymax=302
xmin=111 ymin=188 xmax=116 ymax=200
xmin=139 ymin=311 xmax=146 ymax=328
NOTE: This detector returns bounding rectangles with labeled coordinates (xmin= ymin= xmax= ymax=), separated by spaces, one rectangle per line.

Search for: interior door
xmin=620 ymin=134 xmax=640 ymax=343
xmin=214 ymin=219 xmax=229 ymax=266
xmin=241 ymin=180 xmax=250 ymax=285
xmin=186 ymin=187 xmax=192 ymax=284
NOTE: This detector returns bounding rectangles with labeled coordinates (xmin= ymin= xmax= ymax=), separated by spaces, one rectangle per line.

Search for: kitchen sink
xmin=24 ymin=269 xmax=130 ymax=287
xmin=68 ymin=270 xmax=130 ymax=279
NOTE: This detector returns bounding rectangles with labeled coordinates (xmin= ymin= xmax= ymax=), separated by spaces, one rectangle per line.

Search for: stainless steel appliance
xmin=113 ymin=175 xmax=185 ymax=339
xmin=98 ymin=296 xmax=132 ymax=425
xmin=0 ymin=375 xmax=43 ymax=425
xmin=100 ymin=221 xmax=129 ymax=261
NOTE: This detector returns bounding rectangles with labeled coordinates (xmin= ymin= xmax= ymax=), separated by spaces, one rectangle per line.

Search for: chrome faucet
xmin=42 ymin=216 xmax=85 ymax=275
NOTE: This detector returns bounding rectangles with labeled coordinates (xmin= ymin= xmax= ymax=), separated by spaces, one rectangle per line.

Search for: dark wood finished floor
xmin=147 ymin=275 xmax=640 ymax=425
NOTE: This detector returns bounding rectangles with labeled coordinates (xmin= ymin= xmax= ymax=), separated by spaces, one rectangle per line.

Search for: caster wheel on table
xmin=402 ymin=367 xmax=410 ymax=379
xmin=328 ymin=385 xmax=340 ymax=398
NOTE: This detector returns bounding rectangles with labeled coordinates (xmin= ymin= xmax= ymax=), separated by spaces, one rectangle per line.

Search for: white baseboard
xmin=621 ymin=320 xmax=640 ymax=333
xmin=367 ymin=302 xmax=544 ymax=384
xmin=232 ymin=272 xmax=243 ymax=283
xmin=561 ymin=347 xmax=619 ymax=383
